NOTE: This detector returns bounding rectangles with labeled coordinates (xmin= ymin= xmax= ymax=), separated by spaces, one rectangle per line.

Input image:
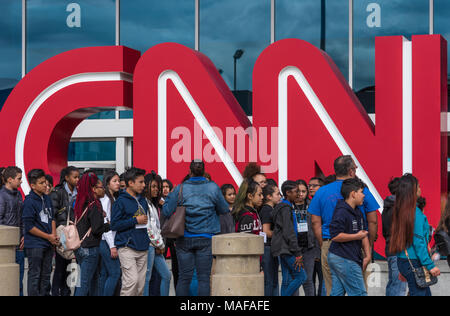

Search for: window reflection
xmin=354 ymin=0 xmax=428 ymax=100
xmin=27 ymin=0 xmax=115 ymax=72
xmin=121 ymin=0 xmax=195 ymax=53
xmin=276 ymin=0 xmax=348 ymax=82
xmin=0 ymin=0 xmax=21 ymax=110
xmin=200 ymin=0 xmax=270 ymax=93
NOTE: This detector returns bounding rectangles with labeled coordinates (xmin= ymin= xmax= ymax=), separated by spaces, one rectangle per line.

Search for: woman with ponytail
xmin=74 ymin=172 xmax=110 ymax=296
xmin=232 ymin=178 xmax=263 ymax=235
xmin=389 ymin=174 xmax=440 ymax=296
xmin=260 ymin=183 xmax=281 ymax=296
xmin=98 ymin=171 xmax=121 ymax=296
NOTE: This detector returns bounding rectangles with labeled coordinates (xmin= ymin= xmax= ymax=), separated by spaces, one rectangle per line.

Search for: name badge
xmin=298 ymin=221 xmax=308 ymax=233
xmin=40 ymin=210 xmax=49 ymax=224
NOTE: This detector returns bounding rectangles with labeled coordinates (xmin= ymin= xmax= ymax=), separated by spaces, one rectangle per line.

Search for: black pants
xmin=165 ymin=238 xmax=178 ymax=288
xmin=51 ymin=252 xmax=72 ymax=296
xmin=26 ymin=247 xmax=54 ymax=296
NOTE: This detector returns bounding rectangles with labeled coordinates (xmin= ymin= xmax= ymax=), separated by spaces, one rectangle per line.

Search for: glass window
xmin=0 ymin=0 xmax=21 ymax=110
xmin=277 ymin=0 xmax=349 ymax=82
xmin=27 ymin=0 xmax=115 ymax=72
xmin=87 ymin=111 xmax=116 ymax=120
xmin=354 ymin=1 xmax=429 ymax=96
xmin=200 ymin=0 xmax=270 ymax=95
xmin=68 ymin=141 xmax=116 ymax=161
xmin=119 ymin=110 xmax=133 ymax=119
xmin=121 ymin=0 xmax=195 ymax=53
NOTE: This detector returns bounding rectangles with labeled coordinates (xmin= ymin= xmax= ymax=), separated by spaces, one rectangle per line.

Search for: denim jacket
xmin=162 ymin=177 xmax=230 ymax=235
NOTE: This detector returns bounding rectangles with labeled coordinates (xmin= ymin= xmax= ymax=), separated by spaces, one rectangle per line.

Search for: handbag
xmin=56 ymin=202 xmax=93 ymax=259
xmin=161 ymin=184 xmax=185 ymax=239
xmin=404 ymin=249 xmax=438 ymax=288
xmin=434 ymin=229 xmax=450 ymax=256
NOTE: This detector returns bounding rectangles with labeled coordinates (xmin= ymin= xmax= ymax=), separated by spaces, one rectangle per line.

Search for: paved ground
xmin=22 ymin=259 xmax=450 ymax=296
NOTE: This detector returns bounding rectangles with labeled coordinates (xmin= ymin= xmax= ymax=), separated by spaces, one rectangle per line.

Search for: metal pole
xmin=116 ymin=0 xmax=120 ymax=45
xmin=271 ymin=0 xmax=275 ymax=44
xmin=348 ymin=0 xmax=353 ymax=89
xmin=429 ymin=0 xmax=434 ymax=35
xmin=195 ymin=0 xmax=200 ymax=51
xmin=320 ymin=0 xmax=326 ymax=51
xmin=22 ymin=0 xmax=27 ymax=78
xmin=234 ymin=57 xmax=237 ymax=91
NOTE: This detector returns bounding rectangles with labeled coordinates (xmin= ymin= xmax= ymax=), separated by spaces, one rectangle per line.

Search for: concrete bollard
xmin=211 ymin=233 xmax=264 ymax=296
xmin=0 ymin=225 xmax=20 ymax=296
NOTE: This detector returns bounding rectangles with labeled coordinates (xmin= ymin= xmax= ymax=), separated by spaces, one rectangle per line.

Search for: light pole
xmin=233 ymin=49 xmax=244 ymax=91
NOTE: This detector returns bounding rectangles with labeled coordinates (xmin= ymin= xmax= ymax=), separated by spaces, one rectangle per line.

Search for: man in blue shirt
xmin=308 ymin=155 xmax=379 ymax=296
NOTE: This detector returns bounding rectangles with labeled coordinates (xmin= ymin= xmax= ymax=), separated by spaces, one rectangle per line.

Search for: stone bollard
xmin=211 ymin=233 xmax=264 ymax=296
xmin=0 ymin=225 xmax=20 ymax=296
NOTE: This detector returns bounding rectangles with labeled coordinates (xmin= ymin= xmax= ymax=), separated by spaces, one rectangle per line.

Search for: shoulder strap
xmin=177 ymin=184 xmax=184 ymax=205
xmin=75 ymin=201 xmax=95 ymax=225
xmin=404 ymin=249 xmax=416 ymax=271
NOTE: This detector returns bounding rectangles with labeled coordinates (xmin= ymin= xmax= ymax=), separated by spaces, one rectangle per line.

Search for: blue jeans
xmin=386 ymin=256 xmax=408 ymax=296
xmin=262 ymin=245 xmax=279 ymax=296
xmin=144 ymin=246 xmax=172 ymax=296
xmin=397 ymin=258 xmax=432 ymax=296
xmin=328 ymin=252 xmax=367 ymax=296
xmin=25 ymin=247 xmax=53 ymax=296
xmin=98 ymin=240 xmax=121 ymax=296
xmin=175 ymin=237 xmax=212 ymax=296
xmin=16 ymin=249 xmax=25 ymax=296
xmin=279 ymin=254 xmax=307 ymax=296
xmin=75 ymin=246 xmax=100 ymax=296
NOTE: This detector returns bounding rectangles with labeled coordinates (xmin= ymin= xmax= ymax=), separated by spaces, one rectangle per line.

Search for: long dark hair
xmin=144 ymin=171 xmax=163 ymax=208
xmin=389 ymin=174 xmax=419 ymax=255
xmin=103 ymin=170 xmax=119 ymax=205
xmin=232 ymin=178 xmax=260 ymax=219
xmin=437 ymin=194 xmax=450 ymax=233
xmin=74 ymin=172 xmax=101 ymax=220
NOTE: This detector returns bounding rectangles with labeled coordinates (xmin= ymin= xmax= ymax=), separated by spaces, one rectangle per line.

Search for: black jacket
xmin=0 ymin=187 xmax=24 ymax=235
xmin=381 ymin=195 xmax=395 ymax=257
xmin=76 ymin=201 xmax=110 ymax=248
xmin=271 ymin=201 xmax=303 ymax=258
xmin=50 ymin=184 xmax=75 ymax=227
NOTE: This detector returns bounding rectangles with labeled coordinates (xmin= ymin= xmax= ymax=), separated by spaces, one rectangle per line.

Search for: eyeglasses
xmin=95 ymin=186 xmax=105 ymax=190
xmin=308 ymin=184 xmax=321 ymax=188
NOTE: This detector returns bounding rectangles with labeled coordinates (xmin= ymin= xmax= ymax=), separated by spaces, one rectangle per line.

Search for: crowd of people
xmin=0 ymin=154 xmax=449 ymax=296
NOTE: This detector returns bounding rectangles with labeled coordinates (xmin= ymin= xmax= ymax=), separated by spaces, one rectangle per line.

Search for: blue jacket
xmin=162 ymin=177 xmax=230 ymax=236
xmin=22 ymin=191 xmax=54 ymax=249
xmin=111 ymin=191 xmax=150 ymax=251
xmin=329 ymin=199 xmax=367 ymax=266
xmin=397 ymin=207 xmax=435 ymax=271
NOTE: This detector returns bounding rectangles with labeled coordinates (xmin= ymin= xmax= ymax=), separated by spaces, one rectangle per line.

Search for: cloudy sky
xmin=0 ymin=0 xmax=448 ymax=94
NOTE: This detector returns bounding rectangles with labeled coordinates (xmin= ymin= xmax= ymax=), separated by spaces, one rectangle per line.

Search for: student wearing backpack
xmin=111 ymin=167 xmax=150 ymax=296
xmin=50 ymin=166 xmax=80 ymax=296
xmin=22 ymin=169 xmax=58 ymax=296
xmin=73 ymin=172 xmax=110 ymax=296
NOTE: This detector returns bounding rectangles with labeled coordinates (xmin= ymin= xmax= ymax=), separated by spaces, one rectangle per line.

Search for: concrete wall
xmin=0 ymin=225 xmax=19 ymax=296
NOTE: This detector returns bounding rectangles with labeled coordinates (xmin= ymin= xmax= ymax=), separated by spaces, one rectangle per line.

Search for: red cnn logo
xmin=0 ymin=36 xmax=446 ymax=255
